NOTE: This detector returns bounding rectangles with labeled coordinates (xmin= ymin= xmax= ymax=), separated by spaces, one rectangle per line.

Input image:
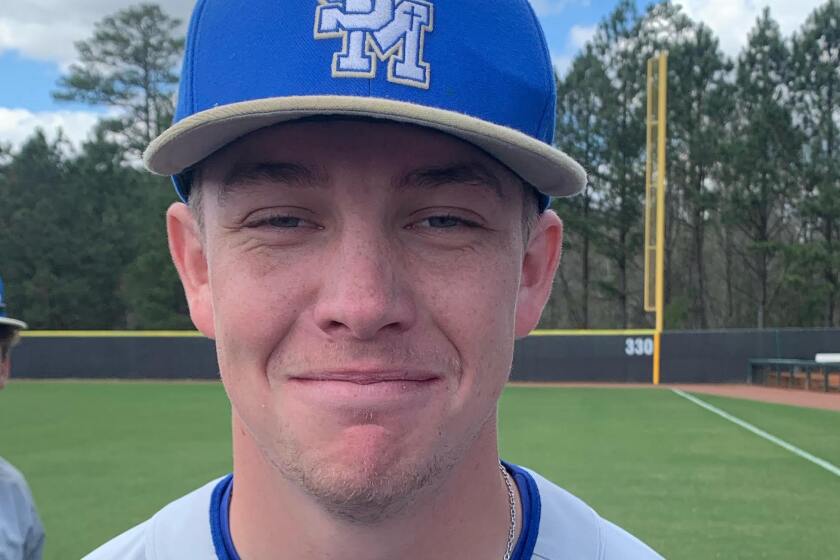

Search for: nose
xmin=312 ymin=231 xmax=416 ymax=341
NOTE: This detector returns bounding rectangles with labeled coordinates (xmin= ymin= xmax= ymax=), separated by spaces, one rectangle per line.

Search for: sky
xmin=0 ymin=0 xmax=828 ymax=150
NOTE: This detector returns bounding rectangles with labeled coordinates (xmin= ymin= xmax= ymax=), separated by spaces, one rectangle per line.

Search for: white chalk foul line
xmin=671 ymin=389 xmax=840 ymax=478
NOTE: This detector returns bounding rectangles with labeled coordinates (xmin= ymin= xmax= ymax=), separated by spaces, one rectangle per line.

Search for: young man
xmin=0 ymin=276 xmax=45 ymax=560
xmin=88 ymin=1 xmax=663 ymax=558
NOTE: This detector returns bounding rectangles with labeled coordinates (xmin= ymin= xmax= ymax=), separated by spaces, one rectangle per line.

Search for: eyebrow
xmin=216 ymin=160 xmax=507 ymax=203
xmin=395 ymin=162 xmax=506 ymax=201
xmin=218 ymin=162 xmax=330 ymax=203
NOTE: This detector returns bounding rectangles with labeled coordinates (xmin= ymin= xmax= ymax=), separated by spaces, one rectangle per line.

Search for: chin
xmin=290 ymin=444 xmax=451 ymax=523
xmin=259 ymin=417 xmax=453 ymax=523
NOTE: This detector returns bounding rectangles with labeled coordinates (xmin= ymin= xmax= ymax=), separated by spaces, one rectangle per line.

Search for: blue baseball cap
xmin=144 ymin=0 xmax=587 ymax=211
xmin=0 ymin=276 xmax=27 ymax=330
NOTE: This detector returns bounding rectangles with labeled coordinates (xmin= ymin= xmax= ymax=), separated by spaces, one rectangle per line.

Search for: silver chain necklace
xmin=499 ymin=462 xmax=517 ymax=560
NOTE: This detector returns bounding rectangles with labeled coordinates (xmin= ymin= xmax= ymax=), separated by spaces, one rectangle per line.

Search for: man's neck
xmin=228 ymin=418 xmax=522 ymax=560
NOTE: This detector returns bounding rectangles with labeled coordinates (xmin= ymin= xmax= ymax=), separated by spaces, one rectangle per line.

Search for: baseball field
xmin=1 ymin=382 xmax=838 ymax=559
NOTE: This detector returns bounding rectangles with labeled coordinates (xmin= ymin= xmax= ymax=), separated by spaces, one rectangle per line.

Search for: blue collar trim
xmin=209 ymin=474 xmax=238 ymax=560
xmin=210 ymin=462 xmax=541 ymax=560
xmin=503 ymin=462 xmax=542 ymax=560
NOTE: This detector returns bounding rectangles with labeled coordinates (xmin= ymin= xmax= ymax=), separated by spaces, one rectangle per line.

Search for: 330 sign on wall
xmin=625 ymin=337 xmax=654 ymax=357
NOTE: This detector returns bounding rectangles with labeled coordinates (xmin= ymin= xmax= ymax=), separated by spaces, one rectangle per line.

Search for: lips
xmin=286 ymin=369 xmax=445 ymax=410
xmin=289 ymin=370 xmax=442 ymax=384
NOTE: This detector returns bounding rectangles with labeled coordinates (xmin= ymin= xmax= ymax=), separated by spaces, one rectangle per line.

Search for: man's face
xmin=0 ymin=341 xmax=11 ymax=390
xmin=0 ymin=354 xmax=9 ymax=390
xmin=168 ymin=120 xmax=562 ymax=517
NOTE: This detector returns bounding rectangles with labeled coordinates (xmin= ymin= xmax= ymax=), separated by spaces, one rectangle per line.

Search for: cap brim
xmin=0 ymin=317 xmax=27 ymax=330
xmin=145 ymin=96 xmax=586 ymax=198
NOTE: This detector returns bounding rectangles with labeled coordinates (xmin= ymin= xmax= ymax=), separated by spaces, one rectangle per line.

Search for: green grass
xmin=1 ymin=382 xmax=838 ymax=559
xmin=694 ymin=393 xmax=840 ymax=466
xmin=499 ymin=388 xmax=840 ymax=559
xmin=0 ymin=382 xmax=232 ymax=559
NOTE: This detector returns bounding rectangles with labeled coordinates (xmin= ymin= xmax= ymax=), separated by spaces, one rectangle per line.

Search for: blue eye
xmin=266 ymin=216 xmax=302 ymax=228
xmin=421 ymin=215 xmax=480 ymax=229
xmin=248 ymin=215 xmax=317 ymax=229
xmin=428 ymin=216 xmax=461 ymax=228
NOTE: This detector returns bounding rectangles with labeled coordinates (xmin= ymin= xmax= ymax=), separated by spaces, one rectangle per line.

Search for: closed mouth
xmin=290 ymin=371 xmax=442 ymax=385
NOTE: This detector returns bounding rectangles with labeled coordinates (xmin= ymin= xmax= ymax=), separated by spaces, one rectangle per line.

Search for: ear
xmin=167 ymin=202 xmax=216 ymax=340
xmin=514 ymin=211 xmax=563 ymax=338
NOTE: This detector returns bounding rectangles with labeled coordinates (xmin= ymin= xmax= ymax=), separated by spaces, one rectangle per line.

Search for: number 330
xmin=625 ymin=337 xmax=654 ymax=356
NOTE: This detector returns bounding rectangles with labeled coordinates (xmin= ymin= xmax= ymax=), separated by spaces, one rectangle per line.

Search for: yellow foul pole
xmin=644 ymin=52 xmax=668 ymax=385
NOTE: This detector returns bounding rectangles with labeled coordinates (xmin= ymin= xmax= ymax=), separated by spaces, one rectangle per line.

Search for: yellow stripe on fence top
xmin=22 ymin=330 xmax=205 ymax=338
xmin=530 ymin=329 xmax=656 ymax=336
xmin=22 ymin=329 xmax=656 ymax=338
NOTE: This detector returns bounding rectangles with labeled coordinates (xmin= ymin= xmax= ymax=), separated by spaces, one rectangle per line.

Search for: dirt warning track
xmin=508 ymin=381 xmax=840 ymax=412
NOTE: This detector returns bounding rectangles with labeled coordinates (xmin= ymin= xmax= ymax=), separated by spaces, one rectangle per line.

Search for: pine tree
xmin=791 ymin=0 xmax=840 ymax=326
xmin=722 ymin=8 xmax=802 ymax=328
xmin=584 ymin=0 xmax=647 ymax=328
xmin=638 ymin=2 xmax=734 ymax=328
xmin=53 ymin=3 xmax=184 ymax=156
xmin=119 ymin=172 xmax=193 ymax=330
xmin=552 ymin=47 xmax=611 ymax=328
xmin=0 ymin=132 xmax=70 ymax=327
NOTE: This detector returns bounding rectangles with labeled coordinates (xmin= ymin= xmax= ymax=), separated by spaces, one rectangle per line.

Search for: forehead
xmin=199 ymin=119 xmax=523 ymax=199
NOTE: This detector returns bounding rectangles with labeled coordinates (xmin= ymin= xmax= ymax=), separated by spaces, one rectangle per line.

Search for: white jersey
xmin=84 ymin=464 xmax=663 ymax=560
xmin=0 ymin=457 xmax=45 ymax=560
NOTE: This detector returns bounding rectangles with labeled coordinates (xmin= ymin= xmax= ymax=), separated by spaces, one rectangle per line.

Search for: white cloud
xmin=552 ymin=52 xmax=574 ymax=76
xmin=530 ymin=0 xmax=574 ymax=17
xmin=552 ymin=25 xmax=596 ymax=76
xmin=0 ymin=107 xmax=100 ymax=151
xmin=675 ymin=0 xmax=825 ymax=56
xmin=0 ymin=0 xmax=195 ymax=66
xmin=568 ymin=24 xmax=597 ymax=49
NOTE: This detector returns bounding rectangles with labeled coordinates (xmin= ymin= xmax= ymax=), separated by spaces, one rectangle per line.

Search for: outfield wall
xmin=659 ymin=329 xmax=840 ymax=383
xmin=512 ymin=331 xmax=655 ymax=382
xmin=11 ymin=328 xmax=840 ymax=383
xmin=12 ymin=333 xmax=218 ymax=380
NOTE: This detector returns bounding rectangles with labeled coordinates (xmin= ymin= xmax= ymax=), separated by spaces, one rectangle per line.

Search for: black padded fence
xmin=10 ymin=328 xmax=840 ymax=383
xmin=511 ymin=333 xmax=654 ymax=382
xmin=12 ymin=335 xmax=219 ymax=380
xmin=659 ymin=329 xmax=840 ymax=383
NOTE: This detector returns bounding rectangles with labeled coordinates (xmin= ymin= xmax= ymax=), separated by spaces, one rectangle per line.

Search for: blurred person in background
xmin=0 ymin=275 xmax=45 ymax=560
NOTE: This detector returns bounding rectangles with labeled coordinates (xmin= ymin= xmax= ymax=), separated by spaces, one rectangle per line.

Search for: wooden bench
xmin=750 ymin=357 xmax=840 ymax=393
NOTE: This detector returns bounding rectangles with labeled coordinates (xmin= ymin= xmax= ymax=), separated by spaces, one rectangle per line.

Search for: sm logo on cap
xmin=315 ymin=0 xmax=434 ymax=89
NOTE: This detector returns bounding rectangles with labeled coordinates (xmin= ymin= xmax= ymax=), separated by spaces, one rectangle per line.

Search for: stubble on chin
xmin=256 ymin=408 xmax=494 ymax=524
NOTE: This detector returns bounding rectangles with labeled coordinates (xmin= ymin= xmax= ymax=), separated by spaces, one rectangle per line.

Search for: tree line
xmin=547 ymin=0 xmax=840 ymax=329
xmin=0 ymin=1 xmax=838 ymax=330
xmin=0 ymin=4 xmax=188 ymax=329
